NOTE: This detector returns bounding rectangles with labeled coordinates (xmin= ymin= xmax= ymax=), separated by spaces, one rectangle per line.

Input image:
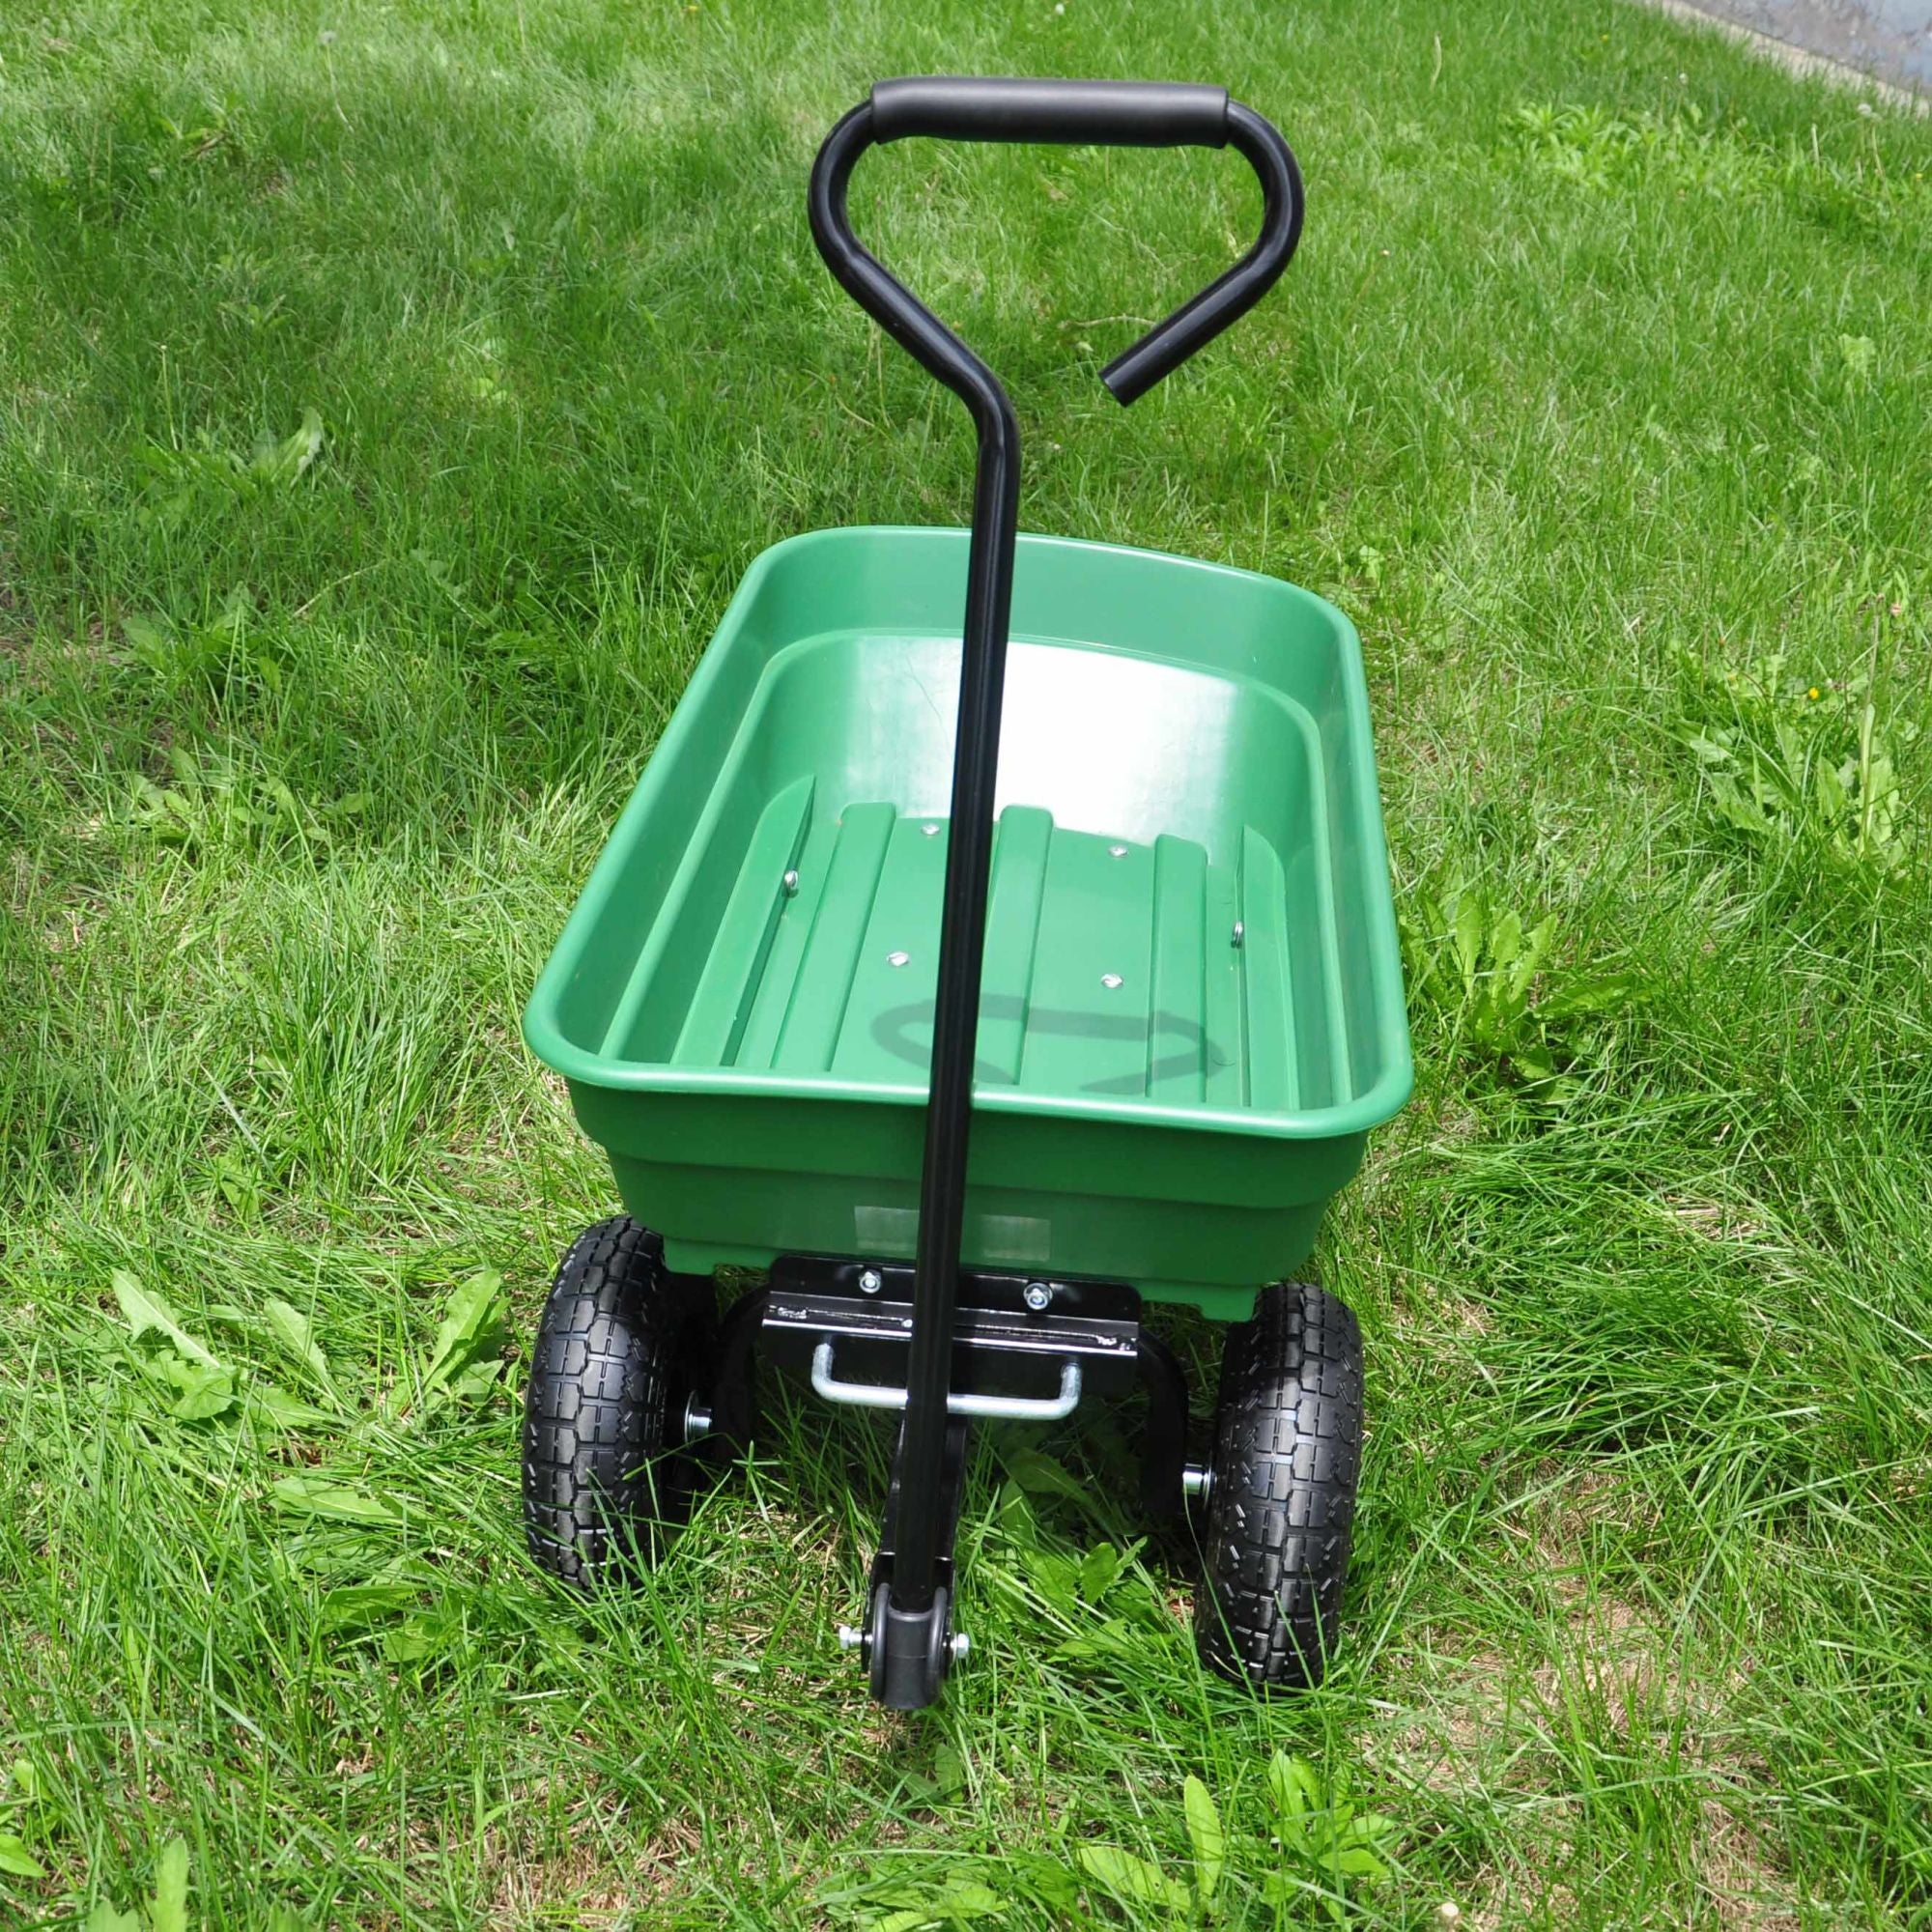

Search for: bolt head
xmin=837 ymin=1623 xmax=866 ymax=1652
xmin=781 ymin=868 xmax=800 ymax=895
xmin=1100 ymin=972 xmax=1123 ymax=990
xmin=858 ymin=1267 xmax=884 ymax=1294
xmin=888 ymin=950 xmax=910 ymax=967
xmin=1022 ymin=1280 xmax=1053 ymax=1313
xmin=948 ymin=1631 xmax=971 ymax=1662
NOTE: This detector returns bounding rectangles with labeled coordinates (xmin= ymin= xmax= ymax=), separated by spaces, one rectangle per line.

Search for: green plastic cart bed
xmin=524 ymin=526 xmax=1410 ymax=1314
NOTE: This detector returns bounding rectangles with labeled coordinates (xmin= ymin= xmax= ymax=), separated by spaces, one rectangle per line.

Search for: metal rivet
xmin=922 ymin=823 xmax=940 ymax=837
xmin=1100 ymin=973 xmax=1123 ymax=989
xmin=1232 ymin=921 xmax=1245 ymax=948
xmin=1108 ymin=843 xmax=1127 ymax=858
xmin=781 ymin=868 xmax=799 ymax=895
xmin=1022 ymin=1280 xmax=1053 ymax=1313
xmin=858 ymin=1267 xmax=884 ymax=1294
xmin=888 ymin=951 xmax=910 ymax=968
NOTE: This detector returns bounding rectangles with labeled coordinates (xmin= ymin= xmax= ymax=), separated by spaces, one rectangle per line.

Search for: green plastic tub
xmin=524 ymin=523 xmax=1411 ymax=1321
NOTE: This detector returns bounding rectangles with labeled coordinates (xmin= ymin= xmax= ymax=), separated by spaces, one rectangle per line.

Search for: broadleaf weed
xmin=1402 ymin=870 xmax=1638 ymax=1104
xmin=1677 ymin=645 xmax=1916 ymax=871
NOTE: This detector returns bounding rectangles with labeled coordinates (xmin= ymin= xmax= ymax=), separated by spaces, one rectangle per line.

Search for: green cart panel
xmin=524 ymin=525 xmax=1411 ymax=1319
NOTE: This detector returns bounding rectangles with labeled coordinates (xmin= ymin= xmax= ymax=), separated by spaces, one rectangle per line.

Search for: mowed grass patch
xmin=3 ymin=0 xmax=1931 ymax=1924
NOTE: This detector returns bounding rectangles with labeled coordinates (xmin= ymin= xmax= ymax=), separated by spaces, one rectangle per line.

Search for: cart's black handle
xmin=870 ymin=75 xmax=1229 ymax=150
xmin=807 ymin=80 xmax=1301 ymax=1694
xmin=856 ymin=77 xmax=1301 ymax=405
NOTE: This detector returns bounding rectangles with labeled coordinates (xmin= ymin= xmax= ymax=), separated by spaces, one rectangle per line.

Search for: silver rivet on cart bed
xmin=888 ymin=950 xmax=910 ymax=967
xmin=858 ymin=1267 xmax=884 ymax=1294
xmin=781 ymin=868 xmax=799 ymax=895
xmin=1022 ymin=1281 xmax=1054 ymax=1313
xmin=922 ymin=823 xmax=940 ymax=837
xmin=1108 ymin=843 xmax=1127 ymax=857
xmin=1232 ymin=921 xmax=1245 ymax=948
xmin=1100 ymin=972 xmax=1123 ymax=989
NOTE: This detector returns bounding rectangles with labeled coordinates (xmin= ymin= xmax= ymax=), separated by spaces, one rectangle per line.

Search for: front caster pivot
xmin=842 ymin=1582 xmax=965 ymax=1710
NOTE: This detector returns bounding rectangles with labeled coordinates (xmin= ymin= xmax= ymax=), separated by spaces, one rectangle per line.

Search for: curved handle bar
xmin=813 ymin=76 xmax=1302 ymax=406
xmin=804 ymin=79 xmax=1301 ymax=1626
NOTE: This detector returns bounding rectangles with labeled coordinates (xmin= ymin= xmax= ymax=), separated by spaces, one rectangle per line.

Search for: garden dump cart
xmin=519 ymin=77 xmax=1412 ymax=1709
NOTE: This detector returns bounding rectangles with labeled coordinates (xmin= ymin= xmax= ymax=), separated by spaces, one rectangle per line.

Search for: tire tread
xmin=521 ymin=1217 xmax=684 ymax=1585
xmin=1195 ymin=1281 xmax=1363 ymax=1690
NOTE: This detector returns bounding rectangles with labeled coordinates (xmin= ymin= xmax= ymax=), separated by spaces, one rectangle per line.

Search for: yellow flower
xmin=1806 ymin=687 xmax=1822 ymax=700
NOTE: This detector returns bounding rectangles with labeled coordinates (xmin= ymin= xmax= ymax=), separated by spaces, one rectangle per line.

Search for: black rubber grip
xmin=870 ymin=76 xmax=1230 ymax=149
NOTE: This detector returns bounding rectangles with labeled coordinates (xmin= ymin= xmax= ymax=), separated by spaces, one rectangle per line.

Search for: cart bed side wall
xmin=528 ymin=527 xmax=1414 ymax=1139
xmin=544 ymin=552 xmax=790 ymax=1049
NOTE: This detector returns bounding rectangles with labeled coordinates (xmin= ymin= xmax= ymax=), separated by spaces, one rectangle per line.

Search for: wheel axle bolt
xmin=837 ymin=1623 xmax=867 ymax=1655
xmin=858 ymin=1267 xmax=884 ymax=1295
xmin=1022 ymin=1281 xmax=1053 ymax=1313
xmin=948 ymin=1631 xmax=971 ymax=1663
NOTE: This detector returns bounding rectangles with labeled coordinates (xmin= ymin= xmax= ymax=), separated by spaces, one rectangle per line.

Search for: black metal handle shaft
xmin=807 ymin=80 xmax=1301 ymax=1616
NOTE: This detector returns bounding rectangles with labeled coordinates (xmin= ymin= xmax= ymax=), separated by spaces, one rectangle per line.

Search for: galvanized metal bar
xmin=810 ymin=1342 xmax=1083 ymax=1421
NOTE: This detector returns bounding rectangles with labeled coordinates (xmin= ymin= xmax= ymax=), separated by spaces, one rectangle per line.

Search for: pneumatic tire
xmin=1195 ymin=1281 xmax=1363 ymax=1690
xmin=522 ymin=1217 xmax=708 ymax=1585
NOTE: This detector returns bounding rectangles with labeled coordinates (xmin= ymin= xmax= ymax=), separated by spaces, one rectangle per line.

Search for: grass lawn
xmin=4 ymin=0 xmax=1931 ymax=1924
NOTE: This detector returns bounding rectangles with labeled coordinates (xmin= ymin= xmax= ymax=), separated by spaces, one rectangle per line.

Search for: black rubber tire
xmin=1195 ymin=1282 xmax=1363 ymax=1690
xmin=522 ymin=1217 xmax=706 ymax=1585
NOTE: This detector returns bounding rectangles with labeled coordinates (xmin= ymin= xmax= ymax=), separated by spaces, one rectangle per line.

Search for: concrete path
xmin=1657 ymin=0 xmax=1931 ymax=95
